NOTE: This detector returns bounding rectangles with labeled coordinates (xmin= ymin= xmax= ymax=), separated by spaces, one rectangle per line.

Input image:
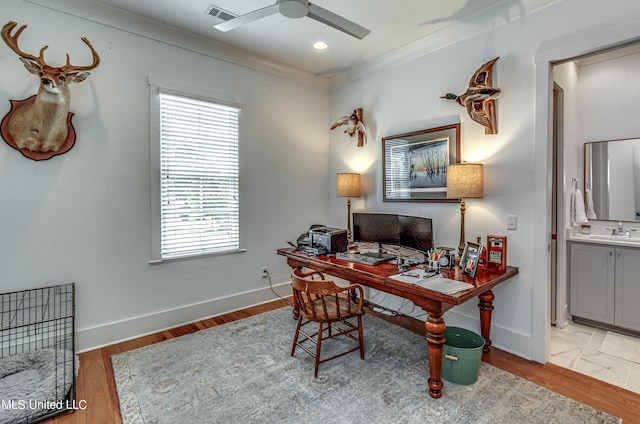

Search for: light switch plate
xmin=507 ymin=215 xmax=517 ymax=230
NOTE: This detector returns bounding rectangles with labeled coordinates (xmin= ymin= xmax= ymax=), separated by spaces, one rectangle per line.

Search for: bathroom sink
xmin=587 ymin=234 xmax=640 ymax=244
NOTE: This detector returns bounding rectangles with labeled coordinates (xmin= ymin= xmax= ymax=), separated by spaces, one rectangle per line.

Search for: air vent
xmin=205 ymin=5 xmax=237 ymax=21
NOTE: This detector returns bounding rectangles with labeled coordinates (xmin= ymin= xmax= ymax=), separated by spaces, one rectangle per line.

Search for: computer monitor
xmin=352 ymin=213 xmax=433 ymax=253
xmin=352 ymin=213 xmax=401 ymax=245
xmin=398 ymin=215 xmax=433 ymax=253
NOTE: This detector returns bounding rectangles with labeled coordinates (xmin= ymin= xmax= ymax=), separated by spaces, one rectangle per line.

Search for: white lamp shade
xmin=336 ymin=173 xmax=361 ymax=197
xmin=446 ymin=163 xmax=484 ymax=199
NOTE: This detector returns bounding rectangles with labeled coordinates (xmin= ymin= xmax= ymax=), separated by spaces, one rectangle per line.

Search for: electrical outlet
xmin=507 ymin=215 xmax=517 ymax=230
xmin=261 ymin=267 xmax=268 ymax=278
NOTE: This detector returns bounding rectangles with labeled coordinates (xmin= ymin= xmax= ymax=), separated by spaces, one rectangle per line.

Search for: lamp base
xmin=346 ymin=197 xmax=353 ymax=242
xmin=457 ymin=198 xmax=467 ymax=258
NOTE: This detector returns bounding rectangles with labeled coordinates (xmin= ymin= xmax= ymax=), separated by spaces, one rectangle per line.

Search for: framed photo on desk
xmin=460 ymin=241 xmax=481 ymax=278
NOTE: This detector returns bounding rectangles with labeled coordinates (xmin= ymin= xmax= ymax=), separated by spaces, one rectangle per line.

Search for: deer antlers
xmin=1 ymin=21 xmax=100 ymax=72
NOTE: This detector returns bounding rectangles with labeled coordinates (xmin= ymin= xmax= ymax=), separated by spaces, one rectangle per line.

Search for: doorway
xmin=546 ymin=39 xmax=640 ymax=393
xmin=533 ymin=14 xmax=640 ymax=365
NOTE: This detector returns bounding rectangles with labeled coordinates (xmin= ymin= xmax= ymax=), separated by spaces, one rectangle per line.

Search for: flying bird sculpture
xmin=331 ymin=108 xmax=367 ymax=147
xmin=441 ymin=57 xmax=501 ymax=134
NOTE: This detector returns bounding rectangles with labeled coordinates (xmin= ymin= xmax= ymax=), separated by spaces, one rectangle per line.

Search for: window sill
xmin=150 ymin=248 xmax=247 ymax=264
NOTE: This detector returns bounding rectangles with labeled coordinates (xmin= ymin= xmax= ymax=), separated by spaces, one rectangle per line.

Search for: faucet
xmin=611 ymin=222 xmax=624 ymax=236
xmin=609 ymin=222 xmax=636 ymax=237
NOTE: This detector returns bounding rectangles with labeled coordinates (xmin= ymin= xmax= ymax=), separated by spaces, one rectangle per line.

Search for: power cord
xmin=364 ymin=299 xmax=398 ymax=317
xmin=264 ymin=269 xmax=290 ymax=304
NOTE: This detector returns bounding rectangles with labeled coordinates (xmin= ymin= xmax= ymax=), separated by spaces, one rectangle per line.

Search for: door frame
xmin=533 ymin=16 xmax=640 ymax=363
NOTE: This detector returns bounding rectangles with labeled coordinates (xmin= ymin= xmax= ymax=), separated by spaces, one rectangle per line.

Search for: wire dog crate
xmin=0 ymin=283 xmax=76 ymax=424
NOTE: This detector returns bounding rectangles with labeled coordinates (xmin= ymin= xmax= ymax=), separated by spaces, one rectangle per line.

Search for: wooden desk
xmin=277 ymin=246 xmax=518 ymax=399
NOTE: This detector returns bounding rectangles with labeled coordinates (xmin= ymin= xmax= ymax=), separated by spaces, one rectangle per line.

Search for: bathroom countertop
xmin=567 ymin=233 xmax=640 ymax=248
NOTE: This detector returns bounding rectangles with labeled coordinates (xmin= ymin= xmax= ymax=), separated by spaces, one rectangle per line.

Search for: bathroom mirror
xmin=584 ymin=137 xmax=640 ymax=222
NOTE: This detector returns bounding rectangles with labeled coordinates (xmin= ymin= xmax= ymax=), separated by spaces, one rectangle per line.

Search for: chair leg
xmin=291 ymin=316 xmax=303 ymax=356
xmin=314 ymin=321 xmax=324 ymax=378
xmin=358 ymin=316 xmax=365 ymax=360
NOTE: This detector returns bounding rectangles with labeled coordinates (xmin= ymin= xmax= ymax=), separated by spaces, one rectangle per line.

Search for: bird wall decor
xmin=441 ymin=57 xmax=501 ymax=134
xmin=331 ymin=108 xmax=367 ymax=147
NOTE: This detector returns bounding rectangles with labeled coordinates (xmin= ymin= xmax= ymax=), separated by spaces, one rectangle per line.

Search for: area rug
xmin=112 ymin=308 xmax=621 ymax=424
xmin=600 ymin=331 xmax=640 ymax=364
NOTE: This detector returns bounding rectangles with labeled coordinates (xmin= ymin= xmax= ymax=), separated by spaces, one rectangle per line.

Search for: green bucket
xmin=441 ymin=326 xmax=485 ymax=385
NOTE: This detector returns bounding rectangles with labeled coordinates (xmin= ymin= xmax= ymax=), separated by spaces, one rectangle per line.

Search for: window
xmin=150 ymin=81 xmax=243 ymax=261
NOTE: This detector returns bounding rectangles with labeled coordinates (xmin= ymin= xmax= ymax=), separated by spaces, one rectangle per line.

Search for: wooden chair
xmin=290 ymin=269 xmax=365 ymax=377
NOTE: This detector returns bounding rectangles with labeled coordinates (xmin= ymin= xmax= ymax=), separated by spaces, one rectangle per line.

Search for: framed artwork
xmin=382 ymin=123 xmax=460 ymax=202
xmin=486 ymin=235 xmax=507 ymax=272
xmin=460 ymin=241 xmax=482 ymax=278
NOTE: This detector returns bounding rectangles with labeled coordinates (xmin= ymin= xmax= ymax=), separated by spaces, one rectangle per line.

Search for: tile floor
xmin=550 ymin=321 xmax=640 ymax=394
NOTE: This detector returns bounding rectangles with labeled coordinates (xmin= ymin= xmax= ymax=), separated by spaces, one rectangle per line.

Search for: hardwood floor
xmin=46 ymin=299 xmax=640 ymax=424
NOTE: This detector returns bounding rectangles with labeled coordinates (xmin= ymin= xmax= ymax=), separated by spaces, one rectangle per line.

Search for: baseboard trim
xmin=76 ymin=282 xmax=292 ymax=353
xmin=439 ymin=310 xmax=534 ymax=361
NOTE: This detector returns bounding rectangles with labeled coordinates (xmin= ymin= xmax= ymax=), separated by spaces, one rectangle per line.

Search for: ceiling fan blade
xmin=214 ymin=4 xmax=279 ymax=32
xmin=307 ymin=3 xmax=370 ymax=39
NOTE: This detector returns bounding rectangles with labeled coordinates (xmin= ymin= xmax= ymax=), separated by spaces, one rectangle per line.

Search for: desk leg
xmin=425 ymin=312 xmax=446 ymax=399
xmin=478 ymin=290 xmax=495 ymax=353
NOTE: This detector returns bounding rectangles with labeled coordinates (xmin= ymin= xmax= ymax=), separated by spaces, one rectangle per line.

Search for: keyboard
xmin=336 ymin=251 xmax=396 ymax=265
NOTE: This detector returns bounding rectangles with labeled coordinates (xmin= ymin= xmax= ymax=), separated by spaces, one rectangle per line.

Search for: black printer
xmin=308 ymin=227 xmax=348 ymax=254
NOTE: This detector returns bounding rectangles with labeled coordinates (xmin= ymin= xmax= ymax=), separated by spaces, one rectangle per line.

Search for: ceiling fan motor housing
xmin=278 ymin=0 xmax=309 ymax=18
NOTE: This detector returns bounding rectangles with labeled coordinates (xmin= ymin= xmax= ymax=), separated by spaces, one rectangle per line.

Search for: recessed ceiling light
xmin=313 ymin=41 xmax=328 ymax=50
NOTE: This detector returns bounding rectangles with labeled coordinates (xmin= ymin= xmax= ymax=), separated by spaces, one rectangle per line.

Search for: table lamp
xmin=336 ymin=172 xmax=361 ymax=241
xmin=446 ymin=163 xmax=484 ymax=258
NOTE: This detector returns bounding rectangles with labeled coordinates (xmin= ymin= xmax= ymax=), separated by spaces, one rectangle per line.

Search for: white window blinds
xmin=158 ymin=92 xmax=241 ymax=259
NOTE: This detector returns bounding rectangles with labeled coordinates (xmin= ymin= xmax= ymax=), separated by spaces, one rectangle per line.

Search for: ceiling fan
xmin=213 ymin=0 xmax=371 ymax=40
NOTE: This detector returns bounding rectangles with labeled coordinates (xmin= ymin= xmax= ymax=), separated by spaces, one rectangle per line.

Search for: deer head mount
xmin=0 ymin=21 xmax=100 ymax=160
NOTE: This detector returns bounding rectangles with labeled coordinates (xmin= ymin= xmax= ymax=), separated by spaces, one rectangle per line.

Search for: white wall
xmin=554 ymin=62 xmax=579 ymax=232
xmin=577 ymin=52 xmax=640 ymax=143
xmin=575 ymin=51 xmax=640 ymax=221
xmin=329 ymin=0 xmax=640 ymax=361
xmin=1 ymin=0 xmax=330 ymax=351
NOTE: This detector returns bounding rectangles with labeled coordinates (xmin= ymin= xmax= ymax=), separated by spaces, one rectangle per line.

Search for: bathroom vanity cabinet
xmin=569 ymin=241 xmax=640 ymax=332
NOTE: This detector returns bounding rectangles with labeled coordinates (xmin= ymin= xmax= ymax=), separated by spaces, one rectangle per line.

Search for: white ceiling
xmin=95 ymin=0 xmax=552 ymax=77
